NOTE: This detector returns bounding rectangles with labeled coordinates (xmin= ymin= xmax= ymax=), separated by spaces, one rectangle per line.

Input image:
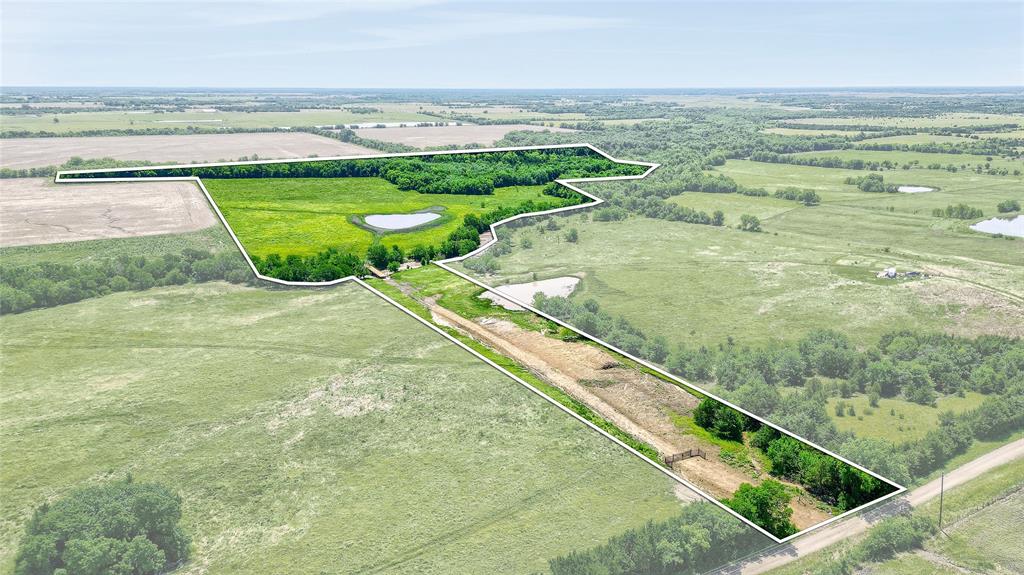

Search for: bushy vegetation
xmin=844 ymin=173 xmax=899 ymax=193
xmin=996 ymin=199 xmax=1020 ymax=213
xmin=1 ymin=249 xmax=250 ymax=314
xmin=1 ymin=156 xmax=158 ymax=179
xmin=932 ymin=203 xmax=984 ymax=219
xmin=250 ymin=248 xmax=365 ymax=282
xmin=772 ymin=186 xmax=820 ymax=205
xmin=547 ymin=503 xmax=768 ymax=575
xmin=724 ymin=480 xmax=796 ymax=538
xmin=14 ymin=479 xmax=190 ymax=575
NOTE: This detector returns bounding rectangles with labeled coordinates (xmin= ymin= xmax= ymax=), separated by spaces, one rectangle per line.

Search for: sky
xmin=2 ymin=0 xmax=1022 ymax=89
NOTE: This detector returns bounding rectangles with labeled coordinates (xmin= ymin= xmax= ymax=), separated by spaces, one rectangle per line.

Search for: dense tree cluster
xmin=14 ymin=479 xmax=190 ymax=575
xmin=547 ymin=503 xmax=767 ymax=575
xmin=723 ymin=480 xmax=796 ymax=538
xmin=62 ymin=148 xmax=648 ymax=193
xmin=772 ymin=187 xmax=821 ymax=205
xmin=1 ymin=249 xmax=250 ymax=314
xmin=251 ymin=248 xmax=365 ymax=282
xmin=997 ymin=199 xmax=1021 ymax=213
xmin=932 ymin=203 xmax=984 ymax=219
xmin=844 ymin=173 xmax=900 ymax=193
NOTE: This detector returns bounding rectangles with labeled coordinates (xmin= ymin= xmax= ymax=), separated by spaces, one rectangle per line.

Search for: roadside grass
xmin=204 ymin=177 xmax=561 ymax=258
xmin=0 ymin=281 xmax=693 ymax=574
xmin=0 ymin=225 xmax=234 ymax=266
xmin=0 ymin=108 xmax=440 ymax=133
xmin=827 ymin=392 xmax=988 ymax=443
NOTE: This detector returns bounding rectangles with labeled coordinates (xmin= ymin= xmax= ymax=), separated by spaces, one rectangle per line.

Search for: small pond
xmin=364 ymin=212 xmax=441 ymax=230
xmin=897 ymin=186 xmax=935 ymax=193
xmin=969 ymin=215 xmax=1024 ymax=238
xmin=480 ymin=276 xmax=581 ymax=310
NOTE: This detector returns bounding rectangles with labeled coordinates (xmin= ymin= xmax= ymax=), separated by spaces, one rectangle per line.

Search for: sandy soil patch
xmin=352 ymin=124 xmax=573 ymax=148
xmin=480 ymin=276 xmax=580 ymax=310
xmin=0 ymin=178 xmax=217 ymax=247
xmin=0 ymin=132 xmax=376 ymax=169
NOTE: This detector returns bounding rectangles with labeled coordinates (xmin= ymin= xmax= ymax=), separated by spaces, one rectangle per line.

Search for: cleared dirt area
xmin=0 ymin=132 xmax=376 ymax=169
xmin=352 ymin=124 xmax=574 ymax=148
xmin=415 ymin=293 xmax=830 ymax=529
xmin=0 ymin=178 xmax=216 ymax=246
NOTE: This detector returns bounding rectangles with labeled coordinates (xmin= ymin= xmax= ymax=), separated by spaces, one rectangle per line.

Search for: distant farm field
xmin=204 ymin=177 xmax=563 ymax=258
xmin=0 ymin=108 xmax=440 ymax=133
xmin=0 ymin=132 xmax=375 ymax=169
xmin=786 ymin=113 xmax=1024 ymax=129
xmin=0 ymin=178 xmax=217 ymax=247
xmin=0 ymin=282 xmax=688 ymax=574
xmin=353 ymin=124 xmax=574 ymax=148
xmin=787 ymin=149 xmax=1023 ymax=172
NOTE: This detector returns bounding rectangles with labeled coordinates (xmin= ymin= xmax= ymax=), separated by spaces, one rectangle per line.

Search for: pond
xmin=897 ymin=186 xmax=935 ymax=193
xmin=363 ymin=212 xmax=441 ymax=230
xmin=479 ymin=276 xmax=581 ymax=310
xmin=969 ymin=215 xmax=1024 ymax=238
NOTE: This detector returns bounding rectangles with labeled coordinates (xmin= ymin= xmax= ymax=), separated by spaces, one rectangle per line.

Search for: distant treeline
xmin=529 ymin=295 xmax=1024 ymax=487
xmin=749 ymin=150 xmax=1018 ymax=175
xmin=0 ymin=249 xmax=250 ymax=314
xmin=1 ymin=156 xmax=158 ymax=179
xmin=60 ymin=147 xmax=646 ymax=195
xmin=774 ymin=122 xmax=1020 ymax=134
xmin=0 ymin=125 xmax=297 ymax=139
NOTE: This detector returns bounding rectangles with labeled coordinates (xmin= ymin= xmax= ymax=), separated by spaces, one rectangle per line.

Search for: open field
xmin=786 ymin=113 xmax=1024 ymax=129
xmin=0 ymin=178 xmax=216 ymax=247
xmin=787 ymin=149 xmax=1023 ymax=172
xmin=0 ymin=225 xmax=234 ymax=267
xmin=204 ymin=177 xmax=561 ymax=258
xmin=0 ymin=109 xmax=442 ymax=133
xmin=353 ymin=124 xmax=574 ymax=148
xmin=0 ymin=281 xmax=699 ymax=574
xmin=0 ymin=132 xmax=375 ymax=169
xmin=826 ymin=392 xmax=988 ymax=443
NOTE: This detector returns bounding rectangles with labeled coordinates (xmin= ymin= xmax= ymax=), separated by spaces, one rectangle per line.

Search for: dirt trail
xmin=422 ymin=297 xmax=830 ymax=529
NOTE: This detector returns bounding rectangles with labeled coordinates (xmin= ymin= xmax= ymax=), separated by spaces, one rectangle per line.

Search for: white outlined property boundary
xmin=55 ymin=143 xmax=906 ymax=545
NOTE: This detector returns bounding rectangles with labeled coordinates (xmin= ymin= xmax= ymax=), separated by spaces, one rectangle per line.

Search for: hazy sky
xmin=2 ymin=0 xmax=1021 ymax=88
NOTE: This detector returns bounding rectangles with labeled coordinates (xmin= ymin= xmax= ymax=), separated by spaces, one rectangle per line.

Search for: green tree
xmin=14 ymin=479 xmax=190 ymax=575
xmin=739 ymin=214 xmax=761 ymax=232
xmin=366 ymin=242 xmax=389 ymax=269
xmin=724 ymin=480 xmax=796 ymax=538
xmin=711 ymin=210 xmax=725 ymax=226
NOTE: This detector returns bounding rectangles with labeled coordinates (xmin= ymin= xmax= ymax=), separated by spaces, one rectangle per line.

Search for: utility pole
xmin=938 ymin=472 xmax=945 ymax=533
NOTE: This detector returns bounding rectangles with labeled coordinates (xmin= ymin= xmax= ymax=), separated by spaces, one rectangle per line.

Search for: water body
xmin=480 ymin=276 xmax=581 ymax=310
xmin=970 ymin=215 xmax=1024 ymax=238
xmin=897 ymin=186 xmax=935 ymax=193
xmin=364 ymin=212 xmax=441 ymax=230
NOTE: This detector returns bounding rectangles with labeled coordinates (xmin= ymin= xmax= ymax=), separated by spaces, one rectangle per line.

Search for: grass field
xmin=788 ymin=149 xmax=1023 ymax=172
xmin=0 ymin=225 xmax=234 ymax=267
xmin=0 ymin=281 xmax=695 ymax=574
xmin=204 ymin=177 xmax=564 ymax=258
xmin=786 ymin=113 xmax=1024 ymax=129
xmin=0 ymin=108 xmax=440 ymax=133
xmin=826 ymin=392 xmax=988 ymax=443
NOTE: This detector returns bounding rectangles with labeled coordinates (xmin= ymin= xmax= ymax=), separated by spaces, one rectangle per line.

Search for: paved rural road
xmin=707 ymin=437 xmax=1024 ymax=575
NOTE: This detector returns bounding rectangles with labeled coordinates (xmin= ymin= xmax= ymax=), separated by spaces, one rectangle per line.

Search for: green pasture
xmin=787 ymin=149 xmax=1023 ymax=172
xmin=826 ymin=392 xmax=988 ymax=443
xmin=0 ymin=225 xmax=233 ymax=267
xmin=0 ymin=108 xmax=440 ymax=133
xmin=0 ymin=281 xmax=687 ymax=574
xmin=786 ymin=113 xmax=1024 ymax=129
xmin=203 ymin=177 xmax=562 ymax=258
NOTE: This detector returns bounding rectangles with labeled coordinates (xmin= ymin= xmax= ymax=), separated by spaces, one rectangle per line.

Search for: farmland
xmin=0 ymin=132 xmax=375 ymax=169
xmin=204 ymin=177 xmax=562 ymax=258
xmin=351 ymin=124 xmax=573 ymax=148
xmin=0 ymin=281 xmax=698 ymax=574
xmin=784 ymin=113 xmax=1024 ymax=129
xmin=0 ymin=178 xmax=217 ymax=247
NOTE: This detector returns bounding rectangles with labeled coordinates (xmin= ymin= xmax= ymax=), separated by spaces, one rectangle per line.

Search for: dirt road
xmin=423 ymin=298 xmax=830 ymax=529
xmin=708 ymin=437 xmax=1024 ymax=574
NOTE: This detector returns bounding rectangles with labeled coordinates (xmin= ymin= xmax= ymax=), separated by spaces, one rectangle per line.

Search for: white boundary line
xmin=55 ymin=143 xmax=906 ymax=544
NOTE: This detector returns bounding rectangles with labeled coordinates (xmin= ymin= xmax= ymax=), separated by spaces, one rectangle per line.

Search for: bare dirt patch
xmin=906 ymin=277 xmax=1024 ymax=339
xmin=0 ymin=132 xmax=376 ymax=169
xmin=0 ymin=178 xmax=217 ymax=246
xmin=352 ymin=124 xmax=573 ymax=148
